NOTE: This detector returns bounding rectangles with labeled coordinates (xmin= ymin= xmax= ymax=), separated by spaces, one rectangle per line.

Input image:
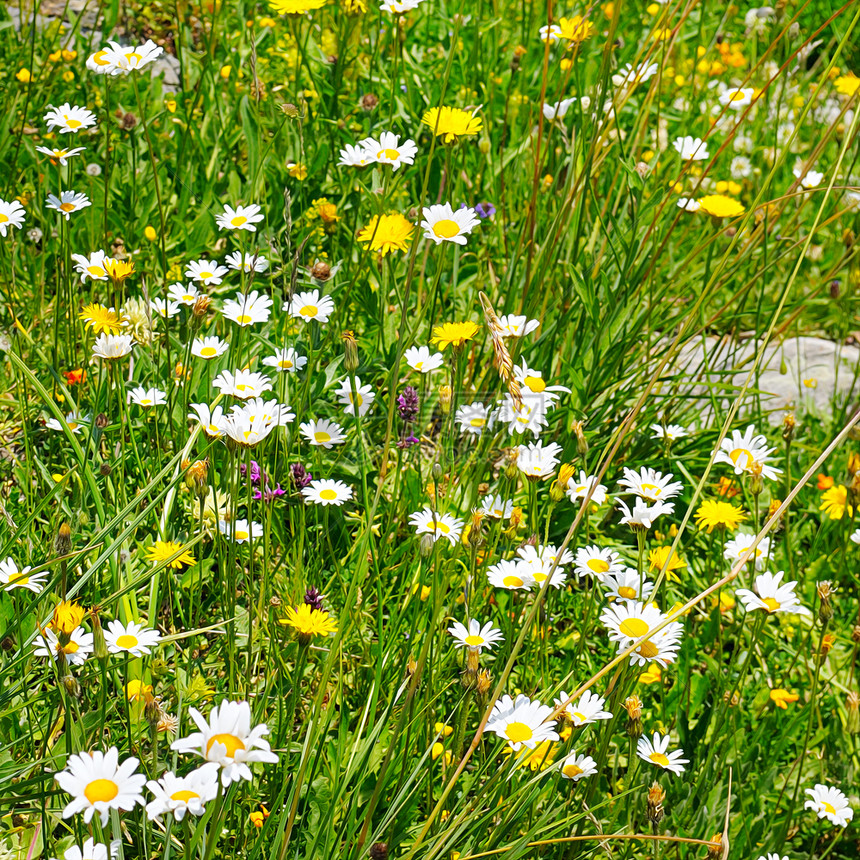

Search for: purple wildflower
xmin=397 ymin=386 xmax=419 ymax=423
xmin=291 ymin=462 xmax=313 ymax=489
xmin=474 ymin=202 xmax=495 ymax=219
xmin=303 ymin=586 xmax=324 ymax=612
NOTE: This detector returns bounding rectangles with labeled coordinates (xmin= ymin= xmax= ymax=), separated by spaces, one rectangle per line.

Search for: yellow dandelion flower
xmin=52 ymin=600 xmax=85 ymax=635
xmin=694 ymin=499 xmax=746 ymax=533
xmin=357 ymin=213 xmax=414 ymax=255
xmin=834 ymin=74 xmax=860 ymax=97
xmin=639 ymin=664 xmax=662 ymax=685
xmin=287 ymin=162 xmax=308 ymax=179
xmin=819 ymin=485 xmax=852 ymax=520
xmin=647 ymin=546 xmax=686 ymax=582
xmin=421 ymin=106 xmax=483 ymax=143
xmin=103 ymin=258 xmax=135 ymax=284
xmin=769 ymin=688 xmax=799 ymax=709
xmin=697 ymin=194 xmax=745 ymax=219
xmin=125 ymin=679 xmax=154 ymax=702
xmin=430 ymin=321 xmax=480 ymax=350
xmin=146 ymin=540 xmax=196 ymax=569
xmin=79 ymin=303 xmax=125 ymax=335
xmin=559 ymin=15 xmax=595 ymax=42
xmin=279 ymin=603 xmax=338 ymax=639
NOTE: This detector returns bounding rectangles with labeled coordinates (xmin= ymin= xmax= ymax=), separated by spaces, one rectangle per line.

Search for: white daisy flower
xmin=225 ymin=250 xmax=269 ymax=272
xmin=542 ymin=98 xmax=576 ymax=121
xmin=221 ymin=398 xmax=294 ymax=447
xmin=261 ymin=347 xmax=305 ymax=373
xmin=573 ymin=545 xmax=624 ymax=580
xmin=186 ymin=259 xmax=229 ymax=285
xmin=715 ymin=425 xmax=781 ymax=480
xmin=618 ymin=467 xmax=684 ymax=503
xmin=480 ymin=494 xmax=514 ymax=519
xmin=128 ymin=386 xmax=167 ymax=408
xmin=616 ymin=498 xmax=674 ymax=530
xmin=516 ymin=441 xmax=563 ymax=479
xmin=602 ymin=567 xmax=654 ymax=603
xmin=215 ymin=203 xmax=264 ymax=232
xmin=301 ymin=479 xmax=353 ymax=507
xmin=170 ymin=700 xmax=279 ymax=786
xmin=335 ymin=376 xmax=375 ymax=417
xmin=538 ymin=24 xmax=562 ymax=43
xmin=54 ymin=748 xmax=146 ymax=824
xmin=455 ymin=402 xmax=494 ymax=436
xmin=36 ymin=146 xmax=85 ymax=165
xmin=650 ymin=423 xmax=688 ymax=441
xmin=554 ymin=690 xmax=612 ymax=726
xmin=212 ymin=369 xmax=273 ymax=399
xmin=420 ymin=202 xmax=480 ymax=245
xmin=218 ymin=519 xmax=264 ymax=542
xmin=45 ymin=411 xmax=89 ymax=434
xmin=0 ymin=199 xmax=25 ymax=237
xmin=168 ymin=283 xmax=200 ymax=305
xmin=150 ymin=297 xmax=181 ymax=319
xmin=514 ymin=360 xmax=571 ymax=405
xmin=404 ymin=345 xmax=444 ymax=373
xmin=72 ymin=250 xmax=112 ymax=282
xmin=497 ymin=314 xmax=540 ymax=338
xmin=0 ymin=556 xmax=47 ymax=593
xmin=735 ymin=571 xmax=810 ymax=615
xmin=723 ymin=531 xmax=771 ymax=570
xmin=636 ymin=733 xmax=689 ymax=775
xmin=408 ymin=507 xmax=464 ymax=545
xmin=566 ymin=471 xmax=608 ymax=506
xmin=92 ymin=333 xmax=134 ymax=360
xmin=104 ymin=620 xmax=162 ymax=656
xmin=338 ymin=143 xmax=375 ymax=167
xmin=448 ymin=618 xmax=504 ymax=651
xmin=719 ymin=87 xmax=757 ymax=108
xmin=145 ymin=763 xmax=220 ymax=821
xmin=188 ymin=403 xmax=227 ymax=438
xmin=559 ymin=752 xmax=597 ymax=781
xmin=222 ymin=290 xmax=273 ymax=326
xmin=88 ymin=40 xmax=163 ymax=74
xmin=495 ymin=394 xmax=548 ymax=438
xmin=380 ymin=0 xmax=426 ymax=14
xmin=677 ymin=197 xmax=701 ymax=212
xmin=300 ymin=418 xmax=346 ymax=448
xmin=34 ymin=626 xmax=94 ymax=665
xmin=191 ymin=336 xmax=229 ymax=360
xmin=50 ymin=837 xmax=120 ymax=860
xmin=804 ymin=784 xmax=854 ymax=827
xmin=484 ymin=694 xmax=559 ymax=751
xmin=516 ymin=543 xmax=571 ymax=588
xmin=365 ymin=131 xmax=418 ymax=170
xmin=43 ymin=103 xmax=97 ymax=133
xmin=486 ymin=559 xmax=535 ymax=590
xmin=672 ymin=136 xmax=709 ymax=161
xmin=287 ymin=290 xmax=335 ymax=323
xmin=612 ymin=61 xmax=659 ymax=88
xmin=46 ymin=191 xmax=91 ymax=220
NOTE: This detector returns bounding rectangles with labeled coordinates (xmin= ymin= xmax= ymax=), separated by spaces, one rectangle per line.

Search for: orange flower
xmin=770 ymin=688 xmax=800 ymax=709
xmin=715 ymin=476 xmax=739 ymax=497
xmin=817 ymin=474 xmax=834 ymax=490
xmin=63 ymin=368 xmax=86 ymax=385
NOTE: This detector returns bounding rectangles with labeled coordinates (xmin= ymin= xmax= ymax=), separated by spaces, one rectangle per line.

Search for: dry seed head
xmin=478 ymin=290 xmax=521 ymax=409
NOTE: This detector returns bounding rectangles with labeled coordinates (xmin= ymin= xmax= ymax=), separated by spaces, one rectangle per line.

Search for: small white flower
xmin=672 ymin=136 xmax=708 ymax=161
xmin=804 ymin=784 xmax=854 ymax=827
xmin=46 ymin=191 xmax=91 ymax=220
xmin=447 ymin=618 xmax=504 ymax=651
xmin=145 ymin=764 xmax=220 ymax=821
xmin=404 ymin=345 xmax=444 ymax=373
xmin=215 ymin=203 xmax=264 ymax=232
xmin=637 ymin=733 xmax=689 ymax=775
xmin=186 ymin=259 xmax=229 ymax=285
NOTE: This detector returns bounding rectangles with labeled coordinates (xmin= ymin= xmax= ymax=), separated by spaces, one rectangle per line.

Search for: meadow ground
xmin=1 ymin=1 xmax=860 ymax=859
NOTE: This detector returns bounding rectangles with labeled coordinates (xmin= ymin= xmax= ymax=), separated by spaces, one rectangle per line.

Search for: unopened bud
xmin=185 ymin=458 xmax=209 ymax=498
xmin=476 ymin=669 xmax=492 ymax=699
xmin=369 ymin=842 xmax=388 ymax=860
xmin=646 ymin=782 xmax=666 ymax=827
xmin=439 ymin=385 xmax=452 ymax=414
xmin=817 ymin=581 xmax=834 ymax=625
xmin=61 ymin=673 xmax=81 ymax=698
xmin=847 ymin=691 xmax=860 ymax=734
xmin=748 ymin=461 xmax=763 ymax=497
xmin=504 ymin=449 xmax=519 ymax=481
xmin=359 ymin=93 xmax=379 ymax=112
xmin=782 ymin=412 xmax=796 ymax=442
xmin=405 ymin=655 xmax=418 ymax=677
xmin=55 ymin=522 xmax=72 ymax=556
xmin=419 ymin=533 xmax=436 ymax=557
xmin=100 ymin=462 xmax=111 ymax=476
xmin=95 ymin=413 xmax=108 ymax=429
xmin=90 ymin=607 xmax=108 ymax=661
xmin=281 ymin=102 xmax=300 ymax=118
xmin=311 ymin=260 xmax=331 ymax=282
xmin=192 ymin=295 xmax=211 ymax=321
xmin=706 ymin=834 xmax=723 ymax=860
xmin=624 ymin=695 xmax=642 ymax=739
xmin=821 ymin=633 xmax=836 ymax=656
xmin=342 ymin=331 xmax=359 ymax=373
xmin=572 ymin=421 xmax=588 ymax=456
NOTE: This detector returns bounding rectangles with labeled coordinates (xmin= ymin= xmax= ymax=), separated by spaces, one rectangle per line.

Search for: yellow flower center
xmin=115 ymin=634 xmax=138 ymax=649
xmin=279 ymin=360 xmax=293 ymax=368
xmin=300 ymin=304 xmax=318 ymax=317
xmin=563 ymin=764 xmax=583 ymax=778
xmin=523 ymin=376 xmax=546 ymax=393
xmin=729 ymin=448 xmax=752 ymax=468
xmin=230 ymin=216 xmax=248 ymax=226
xmin=763 ymin=597 xmax=781 ymax=612
xmin=235 ymin=529 xmax=249 ymax=540
xmin=87 ymin=265 xmax=105 ymax=276
xmin=618 ymin=586 xmax=637 ymax=599
xmin=641 ymin=483 xmax=661 ymax=496
xmin=319 ymin=489 xmax=338 ymax=501
xmin=432 ymin=219 xmax=461 ymax=239
xmin=572 ymin=711 xmax=586 ymax=723
xmin=236 ymin=314 xmax=252 ymax=325
xmin=314 ymin=431 xmax=332 ymax=443
xmin=470 ymin=417 xmax=485 ymax=427
xmin=59 ymin=202 xmax=76 ymax=212
xmin=503 ymin=575 xmax=524 ymax=588
xmin=619 ymin=617 xmax=649 ymax=638
xmin=200 ymin=347 xmax=216 ymax=357
xmin=729 ymin=91 xmax=747 ymax=102
xmin=93 ymin=50 xmax=109 ymax=65
xmin=463 ymin=634 xmax=484 ymax=646
xmin=587 ymin=559 xmax=610 ymax=573
xmin=171 ymin=790 xmax=200 ymax=803
xmin=64 ymin=641 xmax=79 ymax=653
xmin=379 ymin=148 xmax=400 ymax=160
xmin=206 ymin=732 xmax=246 ymax=758
xmin=0 ymin=214 xmax=7 ymax=224
xmin=637 ymin=640 xmax=659 ymax=659
xmin=822 ymin=801 xmax=836 ymax=814
xmin=200 ymin=271 xmax=212 ymax=279
xmin=505 ymin=722 xmax=534 ymax=743
xmin=84 ymin=779 xmax=119 ymax=803
xmin=65 ymin=118 xmax=82 ymax=129
xmin=649 ymin=752 xmax=670 ymax=767
xmin=431 ymin=520 xmax=450 ymax=534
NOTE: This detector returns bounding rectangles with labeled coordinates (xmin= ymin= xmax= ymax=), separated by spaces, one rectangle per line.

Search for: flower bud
xmin=55 ymin=522 xmax=72 ymax=556
xmin=419 ymin=532 xmax=436 ymax=557
xmin=821 ymin=633 xmax=836 ymax=656
xmin=185 ymin=458 xmax=209 ymax=498
xmin=504 ymin=449 xmax=519 ymax=481
xmin=476 ymin=668 xmax=492 ymax=700
xmin=342 ymin=331 xmax=359 ymax=373
xmin=847 ymin=691 xmax=860 ymax=734
xmin=623 ymin=695 xmax=642 ymax=739
xmin=191 ymin=295 xmax=211 ymax=322
xmin=439 ymin=385 xmax=452 ymax=414
xmin=95 ymin=413 xmax=109 ymax=429
xmin=706 ymin=834 xmax=723 ymax=860
xmin=817 ymin=580 xmax=834 ymax=625
xmin=782 ymin=412 xmax=796 ymax=442
xmin=89 ymin=607 xmax=108 ymax=661
xmin=646 ymin=782 xmax=666 ymax=827
xmin=369 ymin=842 xmax=388 ymax=860
xmin=311 ymin=260 xmax=332 ymax=281
xmin=572 ymin=420 xmax=588 ymax=456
